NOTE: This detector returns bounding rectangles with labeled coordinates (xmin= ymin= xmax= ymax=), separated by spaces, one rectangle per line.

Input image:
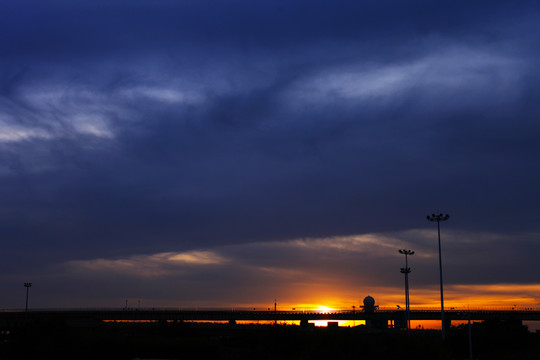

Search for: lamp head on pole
xmin=399 ymin=249 xmax=415 ymax=255
xmin=427 ymin=213 xmax=450 ymax=222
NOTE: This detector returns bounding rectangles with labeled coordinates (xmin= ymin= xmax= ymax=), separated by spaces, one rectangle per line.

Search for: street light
xmin=427 ymin=212 xmax=450 ymax=339
xmin=24 ymin=283 xmax=32 ymax=312
xmin=399 ymin=249 xmax=414 ymax=330
xmin=399 ymin=249 xmax=414 ymax=331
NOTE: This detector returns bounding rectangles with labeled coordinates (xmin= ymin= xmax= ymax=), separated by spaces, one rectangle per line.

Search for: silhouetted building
xmin=362 ymin=295 xmax=377 ymax=313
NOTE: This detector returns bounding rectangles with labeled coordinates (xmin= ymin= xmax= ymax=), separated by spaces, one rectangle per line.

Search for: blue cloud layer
xmin=0 ymin=0 xmax=539 ymax=307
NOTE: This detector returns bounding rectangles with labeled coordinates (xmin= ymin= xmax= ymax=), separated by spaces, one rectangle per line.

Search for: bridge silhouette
xmin=1 ymin=306 xmax=539 ymax=329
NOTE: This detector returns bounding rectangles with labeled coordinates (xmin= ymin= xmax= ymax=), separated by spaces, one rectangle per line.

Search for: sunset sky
xmin=1 ymin=0 xmax=539 ymax=311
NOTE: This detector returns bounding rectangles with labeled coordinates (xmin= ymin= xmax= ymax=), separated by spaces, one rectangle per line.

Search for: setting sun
xmin=313 ymin=306 xmax=336 ymax=312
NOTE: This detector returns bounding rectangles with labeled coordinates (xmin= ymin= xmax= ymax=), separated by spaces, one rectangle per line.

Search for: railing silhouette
xmin=2 ymin=305 xmax=540 ymax=313
xmin=2 ymin=304 xmax=539 ymax=327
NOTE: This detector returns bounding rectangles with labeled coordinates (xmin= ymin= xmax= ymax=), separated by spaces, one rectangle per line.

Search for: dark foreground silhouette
xmin=1 ymin=319 xmax=538 ymax=359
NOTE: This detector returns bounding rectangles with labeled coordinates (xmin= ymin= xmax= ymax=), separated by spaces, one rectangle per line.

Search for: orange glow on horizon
xmin=282 ymin=283 xmax=540 ymax=311
xmin=174 ymin=282 xmax=539 ymax=317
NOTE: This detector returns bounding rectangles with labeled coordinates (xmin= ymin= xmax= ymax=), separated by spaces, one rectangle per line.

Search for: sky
xmin=0 ymin=0 xmax=539 ymax=311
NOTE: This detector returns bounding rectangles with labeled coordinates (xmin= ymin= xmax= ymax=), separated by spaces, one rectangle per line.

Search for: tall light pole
xmin=399 ymin=249 xmax=414 ymax=331
xmin=427 ymin=212 xmax=450 ymax=339
xmin=24 ymin=283 xmax=32 ymax=313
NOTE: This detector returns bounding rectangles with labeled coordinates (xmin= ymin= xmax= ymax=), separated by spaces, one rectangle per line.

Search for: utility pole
xmin=24 ymin=283 xmax=32 ymax=313
xmin=399 ymin=249 xmax=414 ymax=331
xmin=274 ymin=299 xmax=277 ymax=325
xmin=427 ymin=212 xmax=450 ymax=339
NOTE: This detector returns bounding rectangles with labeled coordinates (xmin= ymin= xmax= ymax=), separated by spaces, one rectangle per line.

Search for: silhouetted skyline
xmin=0 ymin=1 xmax=539 ymax=310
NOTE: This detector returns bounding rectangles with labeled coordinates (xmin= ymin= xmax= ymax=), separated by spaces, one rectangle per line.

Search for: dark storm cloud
xmin=2 ymin=0 xmax=538 ymax=62
xmin=1 ymin=0 xmax=540 ymax=307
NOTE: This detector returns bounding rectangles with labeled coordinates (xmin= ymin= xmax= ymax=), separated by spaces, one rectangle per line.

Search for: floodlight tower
xmin=399 ymin=249 xmax=414 ymax=331
xmin=24 ymin=283 xmax=32 ymax=312
xmin=427 ymin=212 xmax=450 ymax=339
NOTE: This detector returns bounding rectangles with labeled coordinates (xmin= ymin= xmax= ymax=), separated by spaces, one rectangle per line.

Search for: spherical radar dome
xmin=363 ymin=296 xmax=375 ymax=307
